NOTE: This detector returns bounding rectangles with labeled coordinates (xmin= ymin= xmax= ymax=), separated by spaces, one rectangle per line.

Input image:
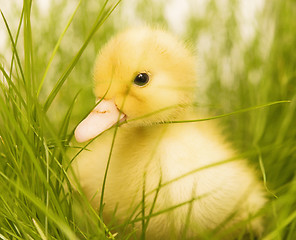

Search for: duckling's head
xmin=75 ymin=28 xmax=197 ymax=142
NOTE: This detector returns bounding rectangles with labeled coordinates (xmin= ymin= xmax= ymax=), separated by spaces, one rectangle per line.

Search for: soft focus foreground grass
xmin=0 ymin=0 xmax=295 ymax=239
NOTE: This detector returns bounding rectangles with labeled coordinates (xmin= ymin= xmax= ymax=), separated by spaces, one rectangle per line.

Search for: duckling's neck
xmin=120 ymin=106 xmax=196 ymax=136
xmin=126 ymin=105 xmax=196 ymax=127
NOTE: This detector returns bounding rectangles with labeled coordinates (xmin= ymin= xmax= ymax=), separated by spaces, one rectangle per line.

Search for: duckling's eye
xmin=133 ymin=73 xmax=149 ymax=87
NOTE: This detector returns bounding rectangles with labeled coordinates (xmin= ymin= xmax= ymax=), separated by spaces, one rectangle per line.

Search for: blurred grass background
xmin=0 ymin=0 xmax=295 ymax=239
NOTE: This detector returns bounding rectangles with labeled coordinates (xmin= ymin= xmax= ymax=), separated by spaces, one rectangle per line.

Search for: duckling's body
xmin=72 ymin=28 xmax=265 ymax=239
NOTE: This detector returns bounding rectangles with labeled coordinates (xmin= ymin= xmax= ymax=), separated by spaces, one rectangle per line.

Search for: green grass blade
xmin=23 ymin=0 xmax=34 ymax=96
xmin=0 ymin=172 xmax=79 ymax=240
xmin=0 ymin=103 xmax=66 ymax=219
xmin=58 ymin=91 xmax=81 ymax=142
xmin=0 ymin=10 xmax=25 ymax=83
xmin=142 ymin=176 xmax=162 ymax=236
xmin=263 ymin=210 xmax=296 ymax=240
xmin=130 ymin=193 xmax=211 ymax=225
xmin=0 ymin=196 xmax=29 ymax=240
xmin=162 ymin=101 xmax=291 ymax=124
xmin=0 ymin=65 xmax=26 ymax=108
xmin=140 ymin=173 xmax=146 ymax=240
xmin=145 ymin=143 xmax=286 ymax=198
xmin=37 ymin=0 xmax=82 ymax=97
xmin=0 ymin=233 xmax=9 ymax=240
xmin=32 ymin=218 xmax=47 ymax=240
xmin=99 ymin=123 xmax=120 ymax=220
xmin=9 ymin=7 xmax=24 ymax=79
xmin=43 ymin=0 xmax=121 ymax=112
xmin=255 ymin=145 xmax=278 ymax=198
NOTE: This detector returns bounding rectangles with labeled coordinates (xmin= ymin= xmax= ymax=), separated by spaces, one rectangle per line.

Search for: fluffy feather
xmin=71 ymin=28 xmax=266 ymax=239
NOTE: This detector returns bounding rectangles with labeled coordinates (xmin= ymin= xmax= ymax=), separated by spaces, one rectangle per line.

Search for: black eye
xmin=133 ymin=73 xmax=150 ymax=87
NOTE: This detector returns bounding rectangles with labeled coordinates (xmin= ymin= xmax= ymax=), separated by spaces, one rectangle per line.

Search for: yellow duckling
xmin=72 ymin=28 xmax=266 ymax=239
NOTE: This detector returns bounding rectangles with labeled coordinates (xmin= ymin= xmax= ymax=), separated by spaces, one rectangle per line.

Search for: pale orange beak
xmin=74 ymin=99 xmax=126 ymax=143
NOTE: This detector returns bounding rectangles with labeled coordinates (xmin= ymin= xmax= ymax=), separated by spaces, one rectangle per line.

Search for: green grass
xmin=0 ymin=0 xmax=296 ymax=239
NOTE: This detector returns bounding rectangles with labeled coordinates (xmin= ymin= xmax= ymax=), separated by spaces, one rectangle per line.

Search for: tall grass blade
xmin=162 ymin=101 xmax=291 ymax=124
xmin=0 ymin=65 xmax=26 ymax=107
xmin=23 ymin=0 xmax=34 ymax=96
xmin=0 ymin=10 xmax=25 ymax=83
xmin=9 ymin=8 xmax=24 ymax=79
xmin=37 ymin=0 xmax=82 ymax=97
xmin=32 ymin=218 xmax=47 ymax=240
xmin=43 ymin=0 xmax=122 ymax=112
xmin=0 ymin=171 xmax=79 ymax=240
xmin=263 ymin=210 xmax=296 ymax=240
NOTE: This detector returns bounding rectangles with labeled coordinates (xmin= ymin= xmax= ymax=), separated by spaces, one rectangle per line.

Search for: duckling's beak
xmin=74 ymin=99 xmax=126 ymax=143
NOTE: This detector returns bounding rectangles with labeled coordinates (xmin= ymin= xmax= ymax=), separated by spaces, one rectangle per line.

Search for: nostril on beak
xmin=114 ymin=96 xmax=124 ymax=109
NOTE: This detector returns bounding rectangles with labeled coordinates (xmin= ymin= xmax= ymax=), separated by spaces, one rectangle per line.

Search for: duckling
xmin=72 ymin=28 xmax=266 ymax=239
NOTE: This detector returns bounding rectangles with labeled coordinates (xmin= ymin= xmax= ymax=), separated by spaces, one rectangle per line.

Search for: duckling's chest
xmin=76 ymin=124 xmax=230 ymax=213
xmin=99 ymin=125 xmax=212 ymax=201
xmin=107 ymin=127 xmax=166 ymax=190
